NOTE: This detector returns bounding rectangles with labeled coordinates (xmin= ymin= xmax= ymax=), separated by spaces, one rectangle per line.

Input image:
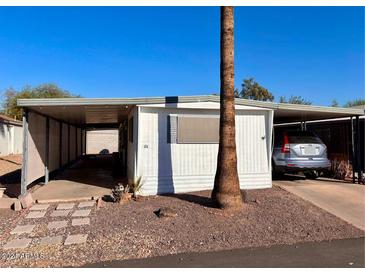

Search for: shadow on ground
xmin=163 ymin=192 xmax=219 ymax=208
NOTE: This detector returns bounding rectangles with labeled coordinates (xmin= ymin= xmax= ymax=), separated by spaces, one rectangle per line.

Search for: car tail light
xmin=281 ymin=133 xmax=290 ymax=153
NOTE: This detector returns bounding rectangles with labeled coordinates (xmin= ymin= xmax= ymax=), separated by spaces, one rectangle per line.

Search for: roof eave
xmin=17 ymin=95 xmax=365 ymax=116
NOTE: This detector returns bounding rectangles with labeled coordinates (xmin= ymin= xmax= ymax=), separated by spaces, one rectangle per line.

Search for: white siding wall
xmin=0 ymin=123 xmax=23 ymax=156
xmin=137 ymin=104 xmax=273 ymax=195
xmin=0 ymin=123 xmax=10 ymax=156
xmin=13 ymin=125 xmax=23 ymax=154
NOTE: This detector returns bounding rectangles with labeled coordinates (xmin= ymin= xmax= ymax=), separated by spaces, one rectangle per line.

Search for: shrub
xmin=328 ymin=159 xmax=352 ymax=180
xmin=128 ymin=176 xmax=143 ymax=198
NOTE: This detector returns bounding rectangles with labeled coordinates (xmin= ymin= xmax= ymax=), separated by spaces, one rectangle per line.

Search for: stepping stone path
xmin=56 ymin=203 xmax=75 ymax=210
xmin=10 ymin=224 xmax=36 ymax=235
xmin=2 ymin=200 xmax=95 ymax=250
xmin=47 ymin=220 xmax=68 ymax=230
xmin=72 ymin=218 xmax=90 ymax=226
xmin=39 ymin=236 xmax=63 ymax=246
xmin=72 ymin=209 xmax=91 ymax=217
xmin=3 ymin=238 xmax=32 ymax=249
xmin=64 ymin=234 xmax=88 ymax=245
xmin=78 ymin=201 xmax=95 ymax=208
xmin=30 ymin=204 xmax=50 ymax=211
xmin=51 ymin=210 xmax=71 ymax=217
xmin=26 ymin=211 xmax=46 ymax=219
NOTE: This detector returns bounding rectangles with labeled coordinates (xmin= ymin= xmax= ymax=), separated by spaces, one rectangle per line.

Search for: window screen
xmin=176 ymin=116 xmax=219 ymax=144
xmin=128 ymin=117 xmax=133 ymax=143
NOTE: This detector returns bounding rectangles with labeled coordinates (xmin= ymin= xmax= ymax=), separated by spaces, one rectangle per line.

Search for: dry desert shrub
xmin=329 ymin=159 xmax=352 ymax=180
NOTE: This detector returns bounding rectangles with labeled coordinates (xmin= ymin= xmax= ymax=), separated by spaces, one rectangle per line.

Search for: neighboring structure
xmin=17 ymin=95 xmax=364 ymax=196
xmin=0 ymin=114 xmax=23 ymax=156
xmin=86 ymin=130 xmax=118 ymax=154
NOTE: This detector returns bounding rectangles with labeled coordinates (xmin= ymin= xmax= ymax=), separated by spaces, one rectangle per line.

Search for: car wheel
xmin=272 ymin=163 xmax=284 ymax=179
xmin=304 ymin=170 xmax=319 ymax=180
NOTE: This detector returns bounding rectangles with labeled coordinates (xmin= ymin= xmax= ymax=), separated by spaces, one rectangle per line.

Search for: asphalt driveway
xmin=275 ymin=176 xmax=365 ymax=231
xmin=85 ymin=237 xmax=365 ymax=267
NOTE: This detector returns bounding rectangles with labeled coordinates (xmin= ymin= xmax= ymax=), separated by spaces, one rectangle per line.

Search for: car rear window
xmin=287 ymin=132 xmax=322 ymax=144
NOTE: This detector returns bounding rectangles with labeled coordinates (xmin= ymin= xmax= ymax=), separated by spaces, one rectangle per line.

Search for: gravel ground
xmin=0 ymin=186 xmax=364 ymax=267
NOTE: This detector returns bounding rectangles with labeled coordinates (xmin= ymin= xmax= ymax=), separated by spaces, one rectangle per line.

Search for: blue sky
xmin=0 ymin=6 xmax=363 ymax=106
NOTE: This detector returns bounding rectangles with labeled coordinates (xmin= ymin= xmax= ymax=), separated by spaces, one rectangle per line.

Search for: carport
xmin=17 ymin=98 xmax=138 ymax=201
xmin=17 ymin=95 xmax=364 ymax=200
xmin=271 ymin=103 xmax=364 ymax=184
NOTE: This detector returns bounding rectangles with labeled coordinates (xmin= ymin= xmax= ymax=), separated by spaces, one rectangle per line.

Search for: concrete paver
xmin=56 ymin=203 xmax=75 ymax=210
xmin=19 ymin=192 xmax=33 ymax=209
xmin=274 ymin=177 xmax=365 ymax=231
xmin=72 ymin=209 xmax=91 ymax=217
xmin=72 ymin=218 xmax=90 ymax=226
xmin=64 ymin=234 xmax=88 ymax=245
xmin=50 ymin=210 xmax=71 ymax=217
xmin=10 ymin=225 xmax=36 ymax=235
xmin=47 ymin=220 xmax=68 ymax=230
xmin=78 ymin=201 xmax=95 ymax=208
xmin=3 ymin=238 xmax=32 ymax=249
xmin=30 ymin=204 xmax=50 ymax=211
xmin=39 ymin=236 xmax=63 ymax=245
xmin=26 ymin=211 xmax=46 ymax=219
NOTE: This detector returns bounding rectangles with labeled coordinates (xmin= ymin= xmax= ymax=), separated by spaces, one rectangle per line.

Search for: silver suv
xmin=272 ymin=130 xmax=331 ymax=179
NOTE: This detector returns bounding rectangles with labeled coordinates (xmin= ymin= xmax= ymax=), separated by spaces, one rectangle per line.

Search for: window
xmin=287 ymin=131 xmax=322 ymax=144
xmin=168 ymin=115 xmax=219 ymax=144
xmin=128 ymin=117 xmax=133 ymax=143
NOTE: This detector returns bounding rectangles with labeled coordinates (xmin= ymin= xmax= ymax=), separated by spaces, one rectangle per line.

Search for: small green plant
xmin=128 ymin=176 xmax=143 ymax=198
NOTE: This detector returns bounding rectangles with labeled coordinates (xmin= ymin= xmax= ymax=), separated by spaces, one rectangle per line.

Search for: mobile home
xmin=17 ymin=95 xmax=363 ymax=197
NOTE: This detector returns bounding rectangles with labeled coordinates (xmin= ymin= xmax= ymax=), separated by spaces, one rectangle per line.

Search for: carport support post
xmin=351 ymin=117 xmax=356 ymax=184
xmin=355 ymin=116 xmax=362 ymax=183
xmin=75 ymin=127 xmax=78 ymax=158
xmin=68 ymin=124 xmax=70 ymax=164
xmin=20 ymin=109 xmax=29 ymax=196
xmin=44 ymin=117 xmax=49 ymax=184
xmin=83 ymin=130 xmax=87 ymax=154
xmin=59 ymin=122 xmax=63 ymax=168
xmin=300 ymin=121 xmax=307 ymax=131
xmin=80 ymin=129 xmax=83 ymax=156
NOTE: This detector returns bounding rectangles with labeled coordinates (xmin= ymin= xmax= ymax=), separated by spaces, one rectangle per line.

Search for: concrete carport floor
xmin=274 ymin=175 xmax=365 ymax=231
xmin=32 ymin=154 xmax=119 ymax=203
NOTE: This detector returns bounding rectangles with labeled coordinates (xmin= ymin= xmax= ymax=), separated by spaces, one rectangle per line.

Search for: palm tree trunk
xmin=212 ymin=6 xmax=243 ymax=210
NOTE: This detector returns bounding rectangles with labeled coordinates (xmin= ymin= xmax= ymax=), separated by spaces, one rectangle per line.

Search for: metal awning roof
xmin=18 ymin=95 xmax=364 ymax=126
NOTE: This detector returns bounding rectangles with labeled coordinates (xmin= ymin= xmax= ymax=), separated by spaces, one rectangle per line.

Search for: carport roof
xmin=18 ymin=95 xmax=364 ymax=125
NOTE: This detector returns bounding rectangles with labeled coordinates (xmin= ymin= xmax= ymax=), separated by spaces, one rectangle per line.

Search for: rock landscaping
xmin=0 ymin=186 xmax=364 ymax=267
xmin=154 ymin=207 xmax=178 ymax=218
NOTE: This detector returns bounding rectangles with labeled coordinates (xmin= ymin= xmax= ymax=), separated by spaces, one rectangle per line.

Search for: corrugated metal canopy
xmin=18 ymin=95 xmax=364 ymax=126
